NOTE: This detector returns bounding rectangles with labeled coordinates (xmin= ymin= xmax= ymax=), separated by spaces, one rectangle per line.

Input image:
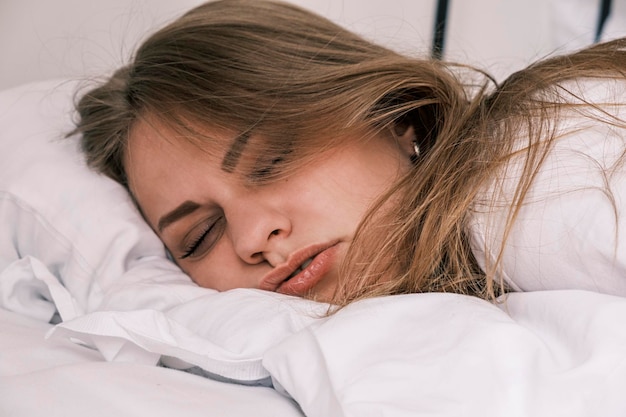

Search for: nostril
xmin=250 ymin=252 xmax=265 ymax=263
xmin=269 ymin=229 xmax=280 ymax=237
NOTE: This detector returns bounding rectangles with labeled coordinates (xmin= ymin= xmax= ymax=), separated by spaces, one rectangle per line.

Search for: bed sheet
xmin=0 ymin=308 xmax=304 ymax=417
xmin=263 ymin=290 xmax=626 ymax=417
xmin=3 ymin=63 xmax=626 ymax=417
xmin=42 ymin=287 xmax=626 ymax=417
xmin=4 ymin=291 xmax=626 ymax=417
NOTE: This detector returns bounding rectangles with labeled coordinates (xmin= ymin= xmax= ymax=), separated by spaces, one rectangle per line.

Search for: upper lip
xmin=259 ymin=241 xmax=339 ymax=292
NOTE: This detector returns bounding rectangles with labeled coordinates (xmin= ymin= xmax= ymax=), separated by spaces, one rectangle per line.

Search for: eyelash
xmin=249 ymin=156 xmax=284 ymax=180
xmin=180 ymin=218 xmax=222 ymax=259
xmin=249 ymin=147 xmax=293 ymax=182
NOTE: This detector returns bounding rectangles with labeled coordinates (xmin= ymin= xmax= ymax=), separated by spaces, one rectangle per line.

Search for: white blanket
xmin=0 ymin=308 xmax=304 ymax=417
xmin=265 ymin=291 xmax=626 ymax=417
xmin=42 ymin=288 xmax=626 ymax=417
xmin=2 ymin=74 xmax=626 ymax=417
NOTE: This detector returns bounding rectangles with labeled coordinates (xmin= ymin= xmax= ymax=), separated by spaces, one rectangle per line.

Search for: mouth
xmin=260 ymin=242 xmax=340 ymax=297
xmin=285 ymin=258 xmax=314 ymax=281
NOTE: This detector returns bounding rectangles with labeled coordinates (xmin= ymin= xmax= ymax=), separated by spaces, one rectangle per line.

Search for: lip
xmin=260 ymin=241 xmax=340 ymax=297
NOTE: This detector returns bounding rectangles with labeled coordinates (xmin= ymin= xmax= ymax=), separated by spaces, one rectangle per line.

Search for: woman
xmin=73 ymin=0 xmax=626 ymax=305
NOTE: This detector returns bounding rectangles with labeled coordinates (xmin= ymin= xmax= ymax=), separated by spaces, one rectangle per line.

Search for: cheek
xmin=179 ymin=247 xmax=244 ymax=291
xmin=184 ymin=262 xmax=239 ymax=291
xmin=285 ymin=169 xmax=386 ymax=234
xmin=178 ymin=241 xmax=253 ymax=292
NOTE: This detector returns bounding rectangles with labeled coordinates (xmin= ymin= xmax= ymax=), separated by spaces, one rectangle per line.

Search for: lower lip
xmin=276 ymin=244 xmax=340 ymax=297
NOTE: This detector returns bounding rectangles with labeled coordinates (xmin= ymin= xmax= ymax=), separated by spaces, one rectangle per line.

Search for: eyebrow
xmin=157 ymin=200 xmax=201 ymax=232
xmin=221 ymin=130 xmax=251 ymax=173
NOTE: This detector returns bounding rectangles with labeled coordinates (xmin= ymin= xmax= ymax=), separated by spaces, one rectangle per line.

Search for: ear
xmin=392 ymin=121 xmax=417 ymax=159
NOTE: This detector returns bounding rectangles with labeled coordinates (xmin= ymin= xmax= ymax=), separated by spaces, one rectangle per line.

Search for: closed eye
xmin=249 ymin=156 xmax=285 ymax=181
xmin=180 ymin=216 xmax=225 ymax=259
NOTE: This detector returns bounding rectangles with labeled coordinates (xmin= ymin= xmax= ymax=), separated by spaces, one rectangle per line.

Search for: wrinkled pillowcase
xmin=0 ymin=79 xmax=328 ymax=384
xmin=0 ymin=79 xmax=200 ymax=321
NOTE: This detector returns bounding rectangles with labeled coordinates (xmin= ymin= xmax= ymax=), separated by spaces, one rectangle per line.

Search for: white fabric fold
xmin=47 ymin=289 xmax=327 ymax=383
xmin=0 ymin=256 xmax=80 ymax=322
xmin=263 ymin=291 xmax=626 ymax=417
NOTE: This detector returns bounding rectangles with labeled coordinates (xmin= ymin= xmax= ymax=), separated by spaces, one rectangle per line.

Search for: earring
xmin=412 ymin=141 xmax=420 ymax=158
xmin=409 ymin=141 xmax=421 ymax=164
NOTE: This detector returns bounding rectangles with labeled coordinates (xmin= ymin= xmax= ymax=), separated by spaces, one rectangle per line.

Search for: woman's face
xmin=126 ymin=117 xmax=413 ymax=302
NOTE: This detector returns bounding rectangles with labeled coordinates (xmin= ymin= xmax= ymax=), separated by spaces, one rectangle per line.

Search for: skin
xmin=125 ymin=116 xmax=414 ymax=302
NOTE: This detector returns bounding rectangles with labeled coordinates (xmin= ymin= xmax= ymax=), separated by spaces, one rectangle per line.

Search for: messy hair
xmin=72 ymin=0 xmax=626 ymax=305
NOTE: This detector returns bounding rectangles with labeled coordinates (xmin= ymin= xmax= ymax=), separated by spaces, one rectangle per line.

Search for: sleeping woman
xmin=72 ymin=0 xmax=626 ymax=306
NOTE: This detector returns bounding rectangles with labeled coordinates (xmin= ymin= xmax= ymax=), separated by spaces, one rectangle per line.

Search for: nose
xmin=226 ymin=200 xmax=291 ymax=266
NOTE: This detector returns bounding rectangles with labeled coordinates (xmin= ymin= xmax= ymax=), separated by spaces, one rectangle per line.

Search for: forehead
xmin=125 ymin=117 xmax=231 ymax=214
xmin=126 ymin=116 xmax=235 ymax=170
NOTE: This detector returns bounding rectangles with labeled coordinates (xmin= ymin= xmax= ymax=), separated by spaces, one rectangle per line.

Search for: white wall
xmin=292 ymin=0 xmax=435 ymax=56
xmin=0 ymin=0 xmax=439 ymax=90
xmin=0 ymin=0 xmax=209 ymax=90
xmin=446 ymin=0 xmax=605 ymax=81
xmin=1 ymin=0 xmax=623 ymax=91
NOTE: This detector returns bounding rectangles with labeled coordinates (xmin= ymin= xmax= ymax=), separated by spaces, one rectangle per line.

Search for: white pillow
xmin=467 ymin=78 xmax=626 ymax=296
xmin=0 ymin=80 xmax=329 ymax=384
xmin=0 ymin=79 xmax=204 ymax=322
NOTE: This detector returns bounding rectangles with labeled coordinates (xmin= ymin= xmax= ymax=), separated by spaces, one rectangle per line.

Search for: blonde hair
xmin=72 ymin=0 xmax=626 ymax=306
